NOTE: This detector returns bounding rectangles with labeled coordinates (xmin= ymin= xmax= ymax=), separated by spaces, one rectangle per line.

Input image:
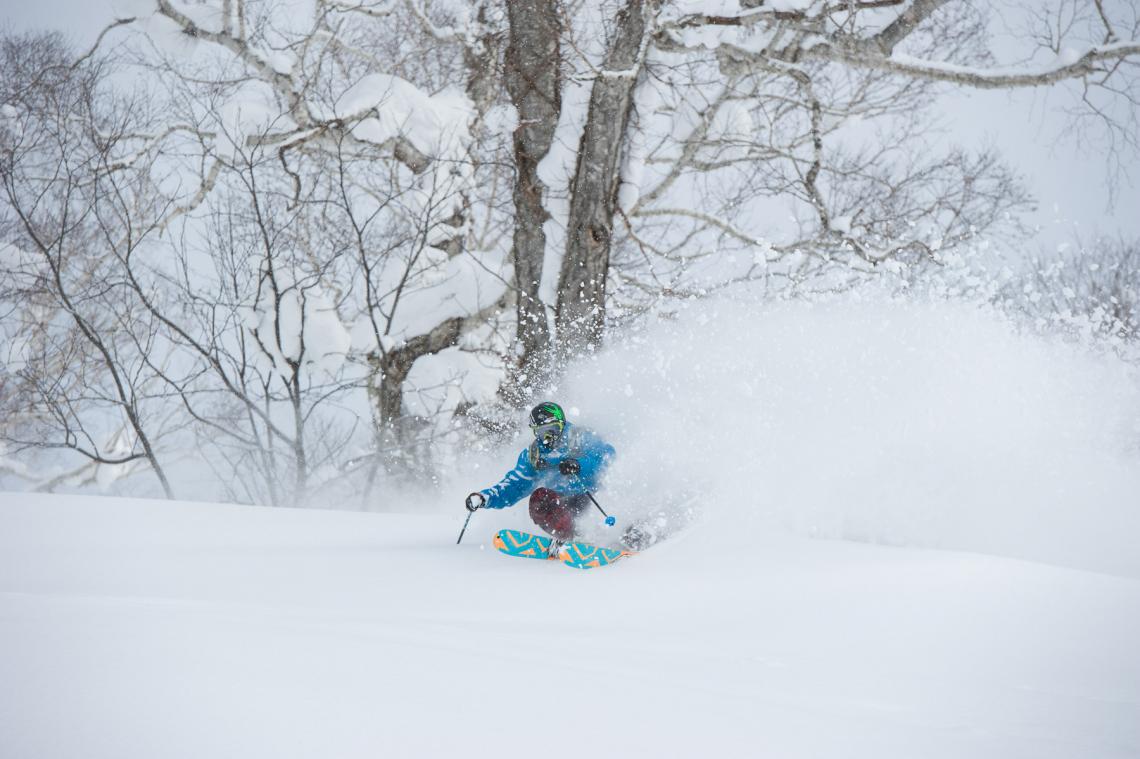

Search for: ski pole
xmin=585 ymin=491 xmax=616 ymax=527
xmin=457 ymin=493 xmax=486 ymax=544
xmin=456 ymin=509 xmax=475 ymax=545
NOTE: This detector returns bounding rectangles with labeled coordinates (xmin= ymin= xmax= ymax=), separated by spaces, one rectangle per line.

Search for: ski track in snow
xmin=2 ymin=493 xmax=1139 ymax=758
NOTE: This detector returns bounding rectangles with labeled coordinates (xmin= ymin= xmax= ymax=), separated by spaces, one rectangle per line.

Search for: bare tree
xmin=0 ymin=32 xmax=176 ymax=497
xmin=104 ymin=118 xmax=367 ymax=506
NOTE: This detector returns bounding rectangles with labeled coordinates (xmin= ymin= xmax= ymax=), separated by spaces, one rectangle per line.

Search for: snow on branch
xmin=803 ymin=39 xmax=1140 ymax=90
xmin=154 ymin=0 xmax=300 ymax=110
xmin=667 ymin=0 xmax=1140 ymax=91
xmin=148 ymin=0 xmax=464 ymax=175
xmin=657 ymin=0 xmax=916 ymax=44
xmin=156 ymin=158 xmax=223 ymax=234
xmin=870 ymin=0 xmax=950 ymax=54
xmin=661 ymin=1 xmax=912 ymax=31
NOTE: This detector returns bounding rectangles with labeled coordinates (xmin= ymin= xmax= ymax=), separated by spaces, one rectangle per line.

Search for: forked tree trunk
xmin=556 ymin=0 xmax=654 ymax=359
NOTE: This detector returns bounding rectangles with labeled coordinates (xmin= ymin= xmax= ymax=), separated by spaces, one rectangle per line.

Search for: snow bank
xmin=557 ymin=294 xmax=1140 ymax=577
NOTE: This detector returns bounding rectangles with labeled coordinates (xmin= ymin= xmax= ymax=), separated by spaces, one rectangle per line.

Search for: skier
xmin=465 ymin=402 xmax=615 ymax=553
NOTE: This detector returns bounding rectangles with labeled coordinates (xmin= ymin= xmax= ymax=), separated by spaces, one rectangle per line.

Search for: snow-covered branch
xmin=801 ymin=39 xmax=1140 ymax=90
xmin=671 ymin=0 xmax=1140 ymax=92
xmin=150 ymin=0 xmax=448 ymax=175
xmin=154 ymin=0 xmax=302 ymax=112
xmin=661 ymin=0 xmax=910 ymax=32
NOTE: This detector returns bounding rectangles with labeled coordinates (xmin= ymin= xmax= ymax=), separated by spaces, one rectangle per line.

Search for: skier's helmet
xmin=529 ymin=402 xmax=566 ymax=449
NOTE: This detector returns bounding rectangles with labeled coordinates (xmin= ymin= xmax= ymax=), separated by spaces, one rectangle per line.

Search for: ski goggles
xmin=530 ymin=421 xmax=564 ymax=447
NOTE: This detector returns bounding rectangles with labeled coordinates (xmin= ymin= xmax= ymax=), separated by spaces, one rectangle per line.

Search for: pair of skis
xmin=492 ymin=529 xmax=632 ymax=570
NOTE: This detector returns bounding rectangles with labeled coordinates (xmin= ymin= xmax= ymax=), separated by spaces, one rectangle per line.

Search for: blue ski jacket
xmin=479 ymin=422 xmax=615 ymax=510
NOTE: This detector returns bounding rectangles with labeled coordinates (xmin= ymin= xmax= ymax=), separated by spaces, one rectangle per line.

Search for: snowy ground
xmin=2 ymin=492 xmax=1138 ymax=758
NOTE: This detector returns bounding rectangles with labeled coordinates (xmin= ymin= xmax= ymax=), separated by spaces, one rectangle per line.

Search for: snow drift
xmin=539 ymin=293 xmax=1140 ymax=577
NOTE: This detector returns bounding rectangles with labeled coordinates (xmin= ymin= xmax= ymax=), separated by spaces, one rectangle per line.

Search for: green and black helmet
xmin=529 ymin=402 xmax=566 ymax=449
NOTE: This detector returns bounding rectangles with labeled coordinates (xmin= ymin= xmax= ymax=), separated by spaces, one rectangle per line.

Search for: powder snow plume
xmin=555 ymin=293 xmax=1140 ymax=577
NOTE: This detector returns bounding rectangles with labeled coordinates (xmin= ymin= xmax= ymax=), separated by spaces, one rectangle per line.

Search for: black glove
xmin=529 ymin=441 xmax=548 ymax=470
xmin=465 ymin=492 xmax=486 ymax=512
xmin=558 ymin=458 xmax=581 ymax=476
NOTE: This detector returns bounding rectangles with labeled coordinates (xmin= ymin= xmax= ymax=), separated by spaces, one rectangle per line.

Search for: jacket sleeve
xmin=479 ymin=449 xmax=538 ymax=509
xmin=560 ymin=431 xmax=615 ymax=495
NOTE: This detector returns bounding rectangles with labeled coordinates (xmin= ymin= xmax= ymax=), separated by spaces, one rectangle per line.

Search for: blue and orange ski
xmin=558 ymin=540 xmax=629 ymax=569
xmin=492 ymin=529 xmax=559 ymax=560
xmin=492 ymin=529 xmax=632 ymax=570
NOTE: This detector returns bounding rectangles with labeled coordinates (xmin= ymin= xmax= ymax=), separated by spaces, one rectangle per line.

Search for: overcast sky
xmin=4 ymin=0 xmax=1137 ymax=255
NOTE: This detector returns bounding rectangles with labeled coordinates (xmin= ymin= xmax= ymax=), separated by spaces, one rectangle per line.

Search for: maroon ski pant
xmin=528 ymin=487 xmax=590 ymax=542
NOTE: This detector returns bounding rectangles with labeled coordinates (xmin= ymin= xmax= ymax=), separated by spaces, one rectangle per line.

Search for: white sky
xmin=5 ymin=0 xmax=1138 ymax=254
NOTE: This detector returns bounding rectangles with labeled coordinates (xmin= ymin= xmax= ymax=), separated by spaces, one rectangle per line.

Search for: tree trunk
xmin=505 ymin=0 xmax=561 ymax=391
xmin=370 ymin=317 xmax=464 ymax=474
xmin=556 ymin=0 xmax=653 ymax=359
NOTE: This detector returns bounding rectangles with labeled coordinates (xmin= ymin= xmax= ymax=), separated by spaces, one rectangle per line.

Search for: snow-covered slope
xmin=2 ymin=492 xmax=1138 ymax=758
